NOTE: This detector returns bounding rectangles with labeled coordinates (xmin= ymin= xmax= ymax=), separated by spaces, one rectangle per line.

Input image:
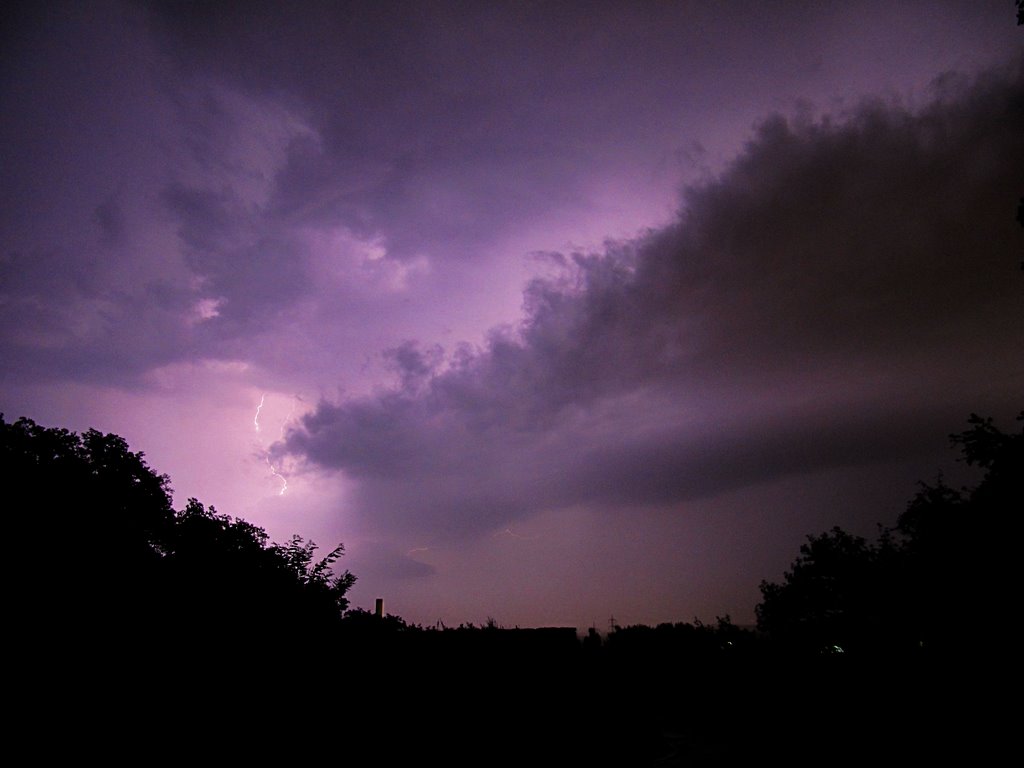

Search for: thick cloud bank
xmin=278 ymin=65 xmax=1024 ymax=540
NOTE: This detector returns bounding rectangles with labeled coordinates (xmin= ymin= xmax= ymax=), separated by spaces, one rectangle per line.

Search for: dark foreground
xmin=28 ymin=641 xmax=994 ymax=767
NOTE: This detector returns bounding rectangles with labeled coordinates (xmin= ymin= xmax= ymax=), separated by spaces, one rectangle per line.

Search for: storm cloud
xmin=279 ymin=65 xmax=1024 ymax=540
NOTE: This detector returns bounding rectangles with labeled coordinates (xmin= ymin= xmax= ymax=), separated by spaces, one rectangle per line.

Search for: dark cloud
xmin=0 ymin=276 xmax=199 ymax=386
xmin=0 ymin=3 xmax=201 ymax=385
xmin=0 ymin=246 xmax=102 ymax=302
xmin=383 ymin=340 xmax=445 ymax=393
xmin=161 ymin=181 xmax=313 ymax=326
xmin=346 ymin=541 xmax=436 ymax=582
xmin=141 ymin=1 xmax=833 ymax=265
xmin=142 ymin=1 xmax=575 ymax=262
xmin=6 ymin=0 xmax=1016 ymax=397
xmin=279 ymin=64 xmax=1024 ymax=540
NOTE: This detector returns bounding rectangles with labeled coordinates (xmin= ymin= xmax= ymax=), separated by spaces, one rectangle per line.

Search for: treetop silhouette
xmin=2 ymin=414 xmax=354 ymax=642
xmin=757 ymin=410 xmax=1022 ymax=655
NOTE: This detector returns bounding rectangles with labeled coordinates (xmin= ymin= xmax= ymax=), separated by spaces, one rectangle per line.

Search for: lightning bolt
xmin=251 ymin=392 xmax=309 ymax=497
xmin=254 ymin=393 xmax=266 ymax=432
xmin=253 ymin=392 xmax=289 ymax=495
xmin=266 ymin=456 xmax=288 ymax=496
xmin=407 ymin=546 xmax=430 ymax=556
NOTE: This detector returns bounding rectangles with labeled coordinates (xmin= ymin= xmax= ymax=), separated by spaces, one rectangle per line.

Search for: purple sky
xmin=2 ymin=1 xmax=1021 ymax=630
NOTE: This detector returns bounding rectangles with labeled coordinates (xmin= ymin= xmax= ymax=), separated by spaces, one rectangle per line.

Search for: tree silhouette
xmin=1 ymin=414 xmax=354 ymax=642
xmin=159 ymin=499 xmax=356 ymax=640
xmin=756 ymin=527 xmax=880 ymax=653
xmin=756 ymin=411 xmax=1022 ymax=655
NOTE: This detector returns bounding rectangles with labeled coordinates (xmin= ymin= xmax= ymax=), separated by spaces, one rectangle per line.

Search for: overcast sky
xmin=2 ymin=1 xmax=1021 ymax=629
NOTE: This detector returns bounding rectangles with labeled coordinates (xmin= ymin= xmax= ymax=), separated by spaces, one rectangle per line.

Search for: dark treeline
xmin=5 ymin=409 xmax=1019 ymax=764
xmin=757 ymin=411 xmax=1022 ymax=658
xmin=2 ymin=414 xmax=355 ymax=644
